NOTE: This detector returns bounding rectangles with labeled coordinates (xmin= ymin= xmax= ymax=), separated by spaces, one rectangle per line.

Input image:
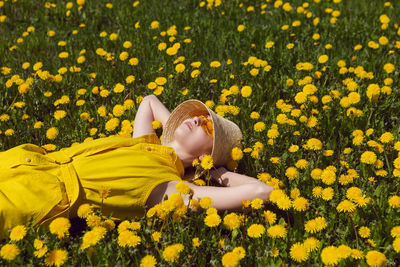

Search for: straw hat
xmin=161 ymin=99 xmax=243 ymax=168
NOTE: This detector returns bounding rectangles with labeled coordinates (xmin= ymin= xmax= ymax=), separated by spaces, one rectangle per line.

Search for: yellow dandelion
xmin=388 ymin=195 xmax=400 ymax=208
xmin=336 ymin=199 xmax=356 ymax=213
xmin=0 ymin=243 xmax=20 ymax=261
xmin=44 ymin=249 xmax=68 ymax=267
xmin=365 ymin=250 xmax=386 ymax=267
xmin=304 ymin=237 xmax=320 ymax=252
xmin=117 ymin=230 xmax=141 ymax=248
xmin=175 ymin=181 xmax=192 ymax=195
xmin=320 ymin=246 xmax=340 ymax=266
xmin=223 ymin=213 xmax=241 ymax=231
xmin=267 ymin=224 xmax=287 ymax=238
xmin=247 ymin=224 xmax=265 ymax=238
xmin=140 ymin=255 xmax=157 ymax=267
xmin=49 ymin=217 xmax=71 ymax=239
xmin=201 ymin=155 xmax=213 ymax=170
xmin=360 ymin=151 xmax=377 ymax=164
xmin=204 ymin=213 xmax=221 ymax=227
xmin=221 ymin=251 xmax=240 ymax=267
xmin=77 ymin=204 xmax=93 ymax=219
xmin=162 ymin=243 xmax=184 ymax=263
xmin=46 ymin=127 xmax=59 ymax=140
xmin=9 ymin=225 xmax=27 ymax=241
xmin=290 ymin=242 xmax=309 ymax=262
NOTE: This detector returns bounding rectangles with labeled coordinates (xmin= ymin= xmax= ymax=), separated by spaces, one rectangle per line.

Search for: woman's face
xmin=174 ymin=114 xmax=214 ymax=157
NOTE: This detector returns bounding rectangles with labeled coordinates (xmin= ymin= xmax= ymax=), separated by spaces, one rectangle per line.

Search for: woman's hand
xmin=132 ymin=95 xmax=171 ymax=138
xmin=209 ymin=167 xmax=229 ymax=186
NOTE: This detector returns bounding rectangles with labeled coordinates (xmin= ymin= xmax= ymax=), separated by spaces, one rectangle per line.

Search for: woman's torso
xmin=0 ymin=133 xmax=185 ymax=237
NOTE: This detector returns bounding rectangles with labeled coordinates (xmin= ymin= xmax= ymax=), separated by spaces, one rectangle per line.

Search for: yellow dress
xmin=0 ymin=133 xmax=184 ymax=239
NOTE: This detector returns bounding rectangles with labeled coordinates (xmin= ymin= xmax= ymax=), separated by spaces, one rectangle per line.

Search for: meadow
xmin=1 ymin=0 xmax=400 ymax=266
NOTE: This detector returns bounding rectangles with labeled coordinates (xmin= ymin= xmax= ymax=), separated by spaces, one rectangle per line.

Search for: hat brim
xmin=161 ymin=99 xmax=216 ymax=157
xmin=161 ymin=99 xmax=243 ymax=167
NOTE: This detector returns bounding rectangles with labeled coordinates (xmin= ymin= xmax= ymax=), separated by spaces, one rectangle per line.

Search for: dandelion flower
xmin=267 ymin=224 xmax=287 ymax=238
xmin=346 ymin=187 xmax=363 ymax=202
xmin=140 ymin=255 xmax=157 ymax=267
xmin=0 ymin=244 xmax=20 ymax=261
xmin=201 ymin=155 xmax=213 ymax=170
xmin=388 ymin=195 xmax=400 ymax=208
xmin=292 ymin=197 xmax=310 ymax=212
xmin=223 ymin=213 xmax=241 ymax=230
xmin=250 ymin=198 xmax=264 ymax=210
xmin=321 ymin=169 xmax=336 ymax=185
xmin=77 ymin=204 xmax=93 ymax=219
xmin=360 ymin=151 xmax=377 ymax=165
xmin=221 ymin=251 xmax=240 ymax=267
xmin=117 ymin=230 xmax=141 ymax=247
xmin=285 ymin=167 xmax=299 ymax=180
xmin=320 ymin=246 xmax=340 ymax=266
xmin=210 ymin=61 xmax=221 ymax=68
xmin=204 ymin=213 xmax=221 ymax=227
xmin=321 ymin=187 xmax=334 ymax=201
xmin=365 ymin=250 xmax=386 ymax=267
xmin=290 ymin=242 xmax=309 ymax=262
xmin=199 ymin=197 xmax=213 ymax=209
xmin=276 ymin=196 xmax=292 ymax=210
xmin=237 ymin=24 xmax=245 ymax=32
xmin=162 ymin=243 xmax=184 ymax=263
xmin=379 ymin=132 xmax=393 ymax=143
xmin=231 ymin=147 xmax=243 ymax=161
xmin=393 ymin=238 xmax=400 ymax=253
xmin=232 ymin=246 xmax=246 ymax=259
xmin=80 ymin=226 xmax=107 ymax=250
xmin=391 ymin=226 xmax=400 ymax=238
xmin=338 ymin=244 xmax=352 ymax=259
xmin=44 ymin=249 xmax=68 ymax=267
xmin=34 ymin=245 xmax=48 ymax=258
xmin=304 ymin=138 xmax=323 ymax=150
xmin=350 ymin=248 xmax=364 ymax=259
xmin=336 ymin=200 xmax=356 ymax=213
xmin=295 ymin=159 xmax=308 ymax=169
xmin=9 ymin=225 xmax=27 ymax=241
xmin=49 ymin=217 xmax=71 ymax=239
xmin=304 ymin=237 xmax=320 ymax=252
xmin=254 ymin=121 xmax=266 ymax=132
xmin=305 ymin=216 xmax=327 ymax=233
xmin=264 ymin=210 xmax=277 ymax=224
xmin=192 ymin=237 xmax=202 ymax=247
xmin=247 ymin=224 xmax=265 ymax=238
xmin=294 ymin=92 xmax=307 ymax=104
xmin=46 ymin=127 xmax=59 ymax=140
xmin=359 ymin=226 xmax=371 ymax=238
xmin=175 ymin=182 xmax=191 ymax=195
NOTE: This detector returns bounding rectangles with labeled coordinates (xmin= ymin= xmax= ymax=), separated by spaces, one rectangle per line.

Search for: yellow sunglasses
xmin=189 ymin=111 xmax=214 ymax=138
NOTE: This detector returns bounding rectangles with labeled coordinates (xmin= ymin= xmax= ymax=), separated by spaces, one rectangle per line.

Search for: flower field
xmin=1 ymin=0 xmax=400 ymax=266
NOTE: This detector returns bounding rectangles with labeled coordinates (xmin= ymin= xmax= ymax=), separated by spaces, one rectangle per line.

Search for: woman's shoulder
xmin=146 ymin=180 xmax=181 ymax=209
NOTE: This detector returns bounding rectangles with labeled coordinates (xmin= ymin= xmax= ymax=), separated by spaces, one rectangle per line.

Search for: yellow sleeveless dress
xmin=0 ymin=133 xmax=184 ymax=239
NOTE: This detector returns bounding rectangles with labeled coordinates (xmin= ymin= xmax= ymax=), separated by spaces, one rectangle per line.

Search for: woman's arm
xmin=165 ymin=180 xmax=274 ymax=212
xmin=210 ymin=167 xmax=262 ymax=187
xmin=132 ymin=95 xmax=171 ymax=138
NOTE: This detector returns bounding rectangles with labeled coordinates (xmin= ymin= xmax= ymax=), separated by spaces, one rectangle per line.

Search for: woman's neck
xmin=164 ymin=140 xmax=195 ymax=169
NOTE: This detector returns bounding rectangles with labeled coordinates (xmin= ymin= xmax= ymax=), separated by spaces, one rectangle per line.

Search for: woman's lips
xmin=185 ymin=122 xmax=192 ymax=131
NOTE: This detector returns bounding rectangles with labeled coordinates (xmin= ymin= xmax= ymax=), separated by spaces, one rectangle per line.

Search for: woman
xmin=0 ymin=95 xmax=274 ymax=239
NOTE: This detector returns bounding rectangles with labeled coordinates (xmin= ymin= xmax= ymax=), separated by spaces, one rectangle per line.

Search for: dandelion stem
xmin=349 ymin=215 xmax=359 ymax=249
xmin=6 ymin=92 xmax=19 ymax=112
